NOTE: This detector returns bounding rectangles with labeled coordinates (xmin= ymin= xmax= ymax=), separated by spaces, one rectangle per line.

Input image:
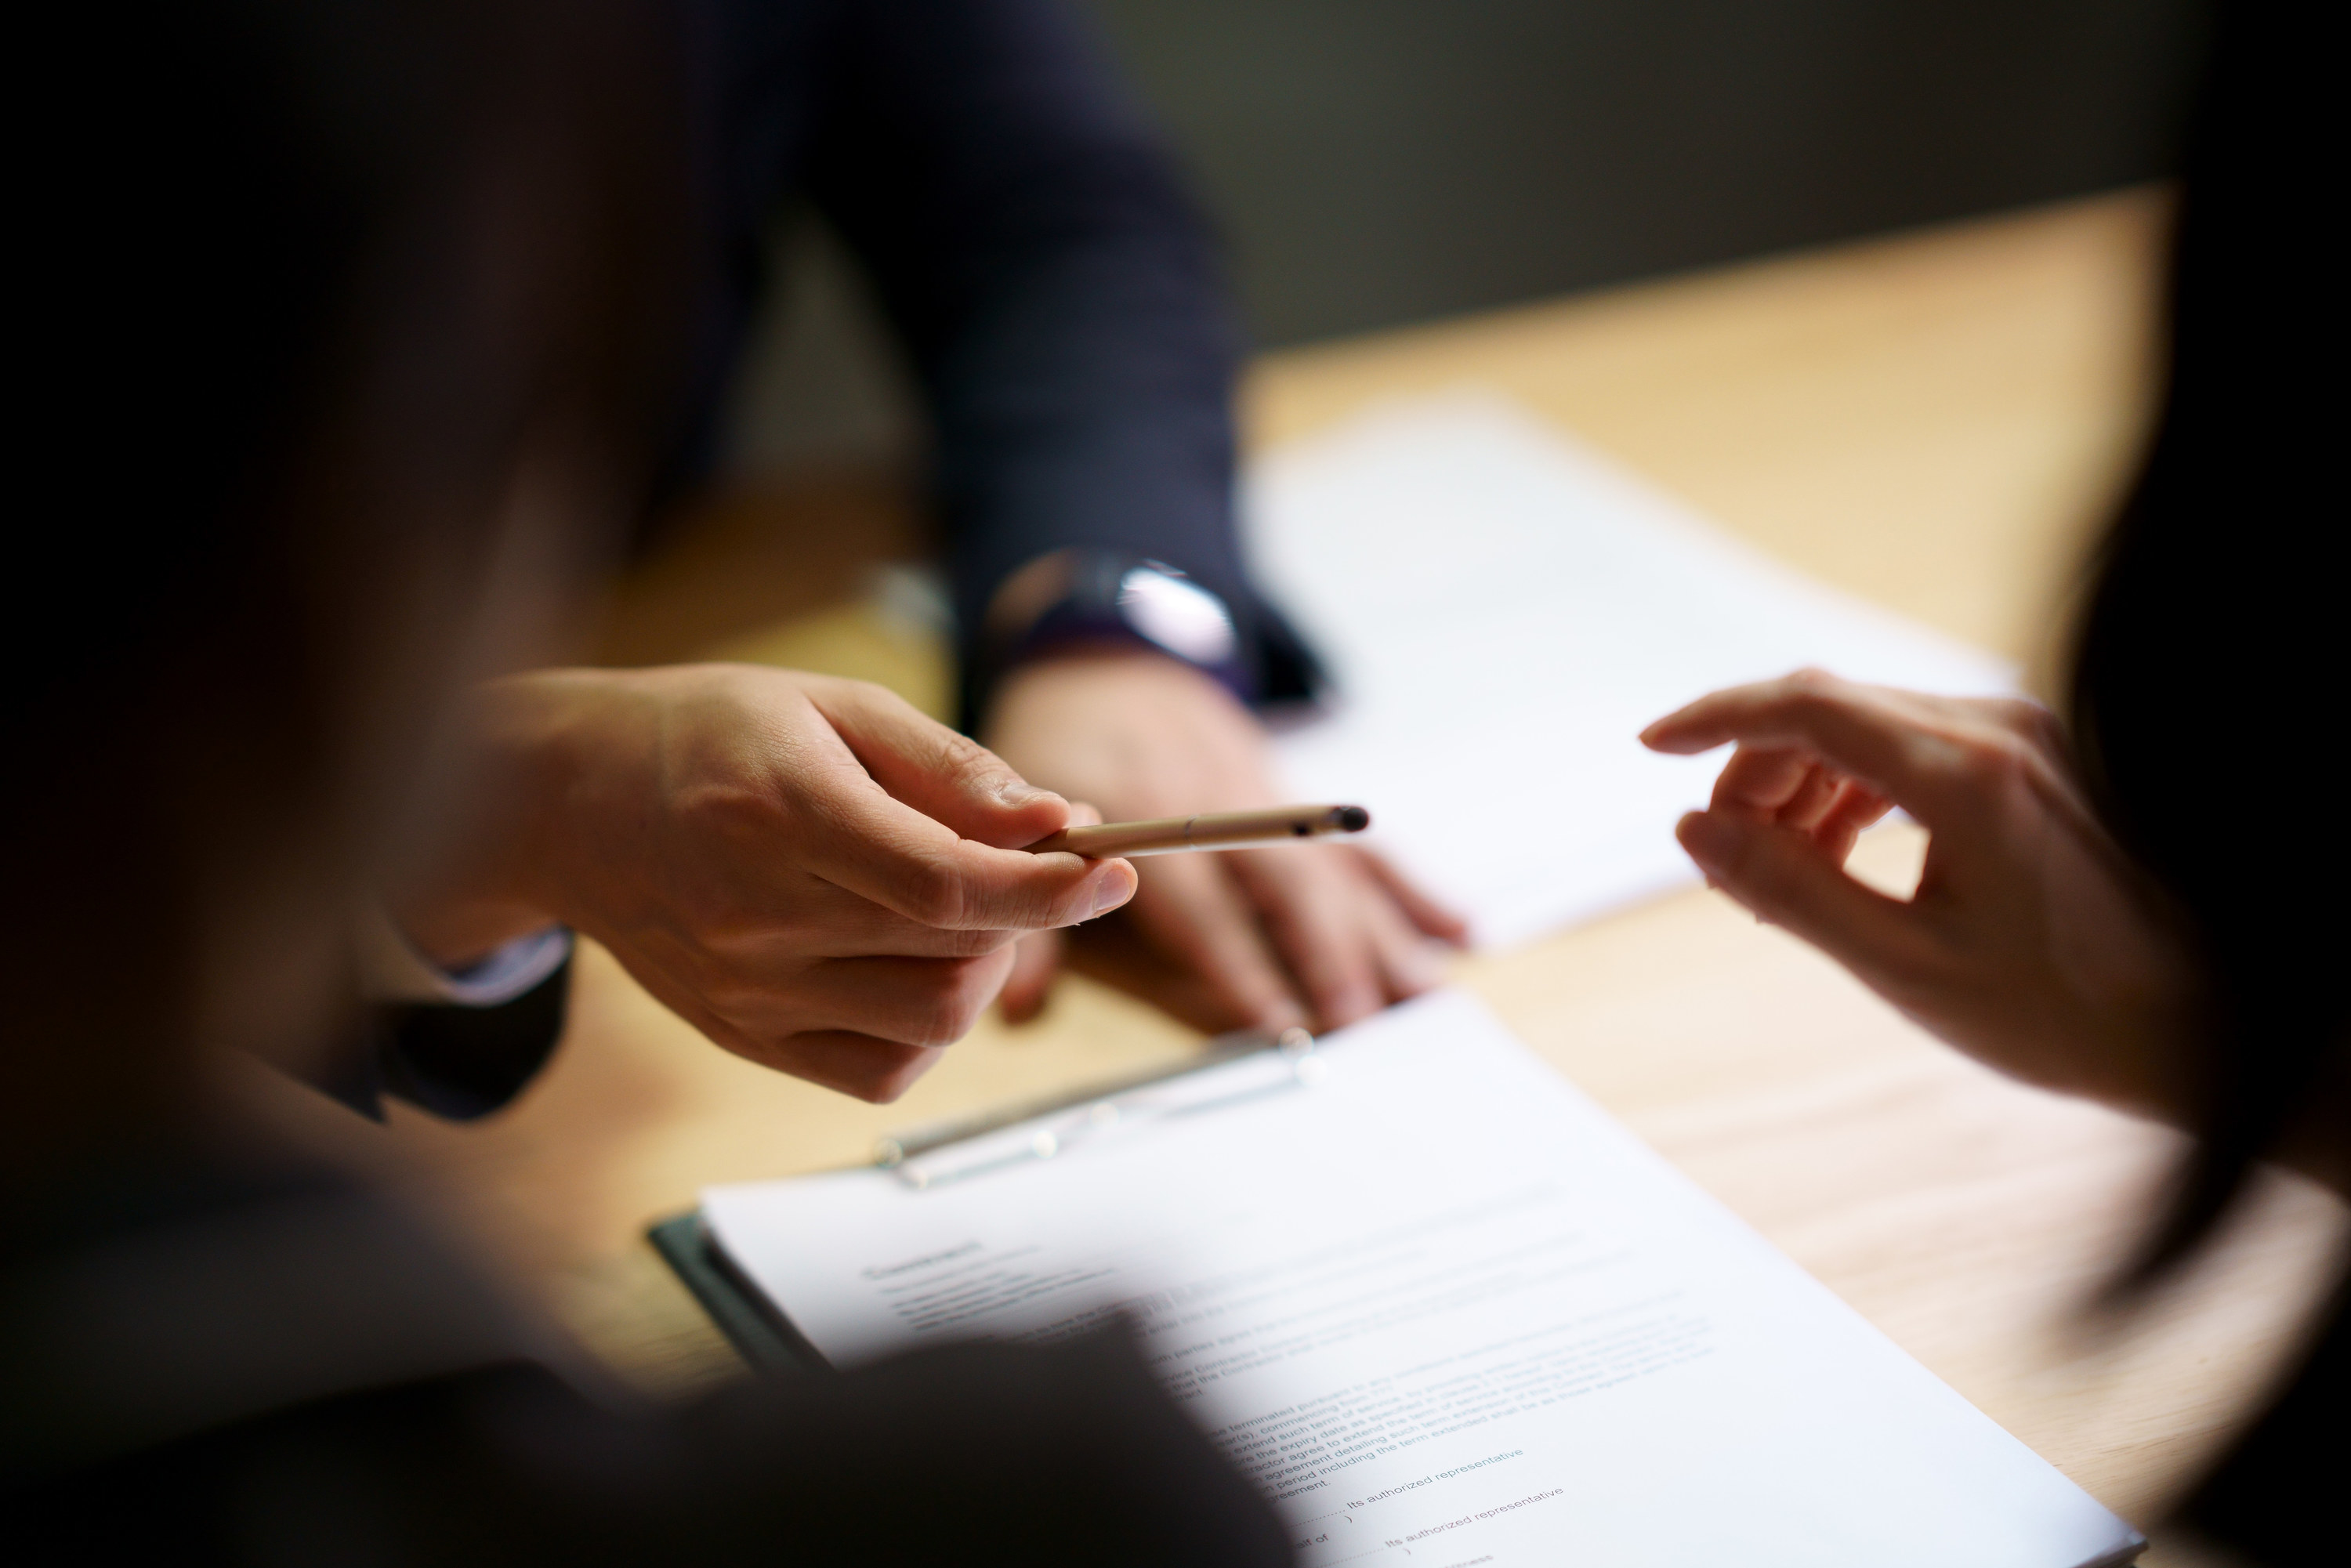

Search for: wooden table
xmin=290 ymin=190 xmax=2344 ymax=1564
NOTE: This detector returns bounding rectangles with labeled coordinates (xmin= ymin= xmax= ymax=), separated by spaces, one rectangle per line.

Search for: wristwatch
xmin=977 ymin=549 xmax=1248 ymax=700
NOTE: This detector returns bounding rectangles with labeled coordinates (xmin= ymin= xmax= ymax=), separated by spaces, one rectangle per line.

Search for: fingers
xmin=1317 ymin=857 xmax=1451 ymax=1013
xmin=593 ymin=949 xmax=949 ymax=1105
xmin=754 ymin=949 xmax=1020 ymax=1052
xmin=734 ymin=1030 xmax=945 ymax=1105
xmin=947 ymin=847 xmax=1139 ymax=932
xmin=1674 ymin=809 xmax=1925 ymax=983
xmin=1226 ymin=849 xmax=1450 ymax=1030
xmin=1770 ymin=759 xmax=1845 ymax=830
xmin=993 ymin=802 xmax=1089 ymax=1021
xmin=998 ymin=929 xmax=1063 ymax=1024
xmin=1706 ymin=742 xmax=1824 ymax=820
xmin=806 ymin=677 xmax=1070 ymax=848
xmin=1125 ymin=853 xmax=1308 ymax=1033
xmin=1365 ymin=895 xmax=1450 ymax=1001
xmin=1214 ymin=847 xmax=1457 ymax=1031
xmin=1972 ymin=694 xmax=2072 ymax=759
xmin=1074 ymin=849 xmax=1453 ymax=1035
xmin=1227 ymin=850 xmax=1386 ymax=1029
xmin=978 ymin=650 xmax=1465 ymax=1028
xmin=1056 ymin=917 xmax=1240 ymax=1036
xmin=1351 ymin=847 xmax=1471 ymax=945
xmin=752 ymin=802 xmax=1116 ymax=961
xmin=1705 ymin=741 xmax=1890 ymax=864
xmin=756 ymin=682 xmax=1133 ymax=934
xmin=1642 ymin=669 xmax=1962 ymax=824
xmin=794 ymin=781 xmax=1139 ymax=934
xmin=1647 ymin=674 xmax=2089 ymax=869
xmin=1812 ymin=779 xmax=1895 ymax=862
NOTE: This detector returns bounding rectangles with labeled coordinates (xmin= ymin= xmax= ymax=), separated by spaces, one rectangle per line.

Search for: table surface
xmin=268 ymin=189 xmax=2343 ymax=1564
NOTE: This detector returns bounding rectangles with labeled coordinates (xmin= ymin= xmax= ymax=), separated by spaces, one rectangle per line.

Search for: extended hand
xmin=983 ymin=650 xmax=1466 ymax=1034
xmin=1640 ymin=669 xmax=2193 ymax=1122
xmin=390 ymin=665 xmax=1136 ymax=1102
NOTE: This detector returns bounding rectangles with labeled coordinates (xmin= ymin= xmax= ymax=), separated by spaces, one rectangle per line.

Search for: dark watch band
xmin=976 ymin=549 xmax=1250 ymax=704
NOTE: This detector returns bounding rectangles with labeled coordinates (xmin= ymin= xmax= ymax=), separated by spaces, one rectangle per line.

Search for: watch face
xmin=1117 ymin=564 xmax=1237 ymax=665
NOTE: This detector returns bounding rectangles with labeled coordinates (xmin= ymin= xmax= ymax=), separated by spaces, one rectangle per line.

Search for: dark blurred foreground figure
xmin=0 ymin=4 xmax=1287 ymax=1562
xmin=1642 ymin=5 xmax=2344 ymax=1562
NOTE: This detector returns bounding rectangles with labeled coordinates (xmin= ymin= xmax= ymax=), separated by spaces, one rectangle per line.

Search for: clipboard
xmin=647 ymin=1211 xmax=827 ymax=1374
xmin=647 ymin=1026 xmax=1309 ymax=1374
xmin=647 ymin=990 xmax=2146 ymax=1566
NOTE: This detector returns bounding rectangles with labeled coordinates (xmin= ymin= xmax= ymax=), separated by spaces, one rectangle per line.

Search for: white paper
xmin=703 ymin=992 xmax=2140 ymax=1567
xmin=1245 ymin=395 xmax=2014 ymax=947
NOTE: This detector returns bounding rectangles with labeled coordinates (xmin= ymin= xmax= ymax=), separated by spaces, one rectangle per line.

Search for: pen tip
xmin=1335 ymin=805 xmax=1371 ymax=832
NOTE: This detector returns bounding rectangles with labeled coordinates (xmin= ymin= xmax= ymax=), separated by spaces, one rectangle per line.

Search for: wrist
xmin=383 ymin=669 xmax=600 ymax=966
xmin=976 ymin=550 xmax=1250 ymax=720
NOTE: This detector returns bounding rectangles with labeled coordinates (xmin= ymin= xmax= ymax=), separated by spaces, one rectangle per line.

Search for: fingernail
xmin=996 ymin=779 xmax=1051 ymax=807
xmin=1089 ymin=865 xmax=1136 ymax=917
xmin=1675 ymin=809 xmax=1742 ymax=873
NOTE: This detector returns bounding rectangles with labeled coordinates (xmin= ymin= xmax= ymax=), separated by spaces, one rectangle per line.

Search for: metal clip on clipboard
xmin=873 ymin=1024 xmax=1322 ymax=1191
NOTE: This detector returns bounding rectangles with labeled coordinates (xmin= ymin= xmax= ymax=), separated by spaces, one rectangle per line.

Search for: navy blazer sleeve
xmin=701 ymin=0 xmax=1315 ymax=721
xmin=302 ymin=962 xmax=574 ymax=1124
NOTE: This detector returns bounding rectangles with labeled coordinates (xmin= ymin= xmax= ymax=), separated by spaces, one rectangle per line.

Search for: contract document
xmin=701 ymin=992 xmax=2142 ymax=1567
xmin=1246 ymin=395 xmax=2015 ymax=947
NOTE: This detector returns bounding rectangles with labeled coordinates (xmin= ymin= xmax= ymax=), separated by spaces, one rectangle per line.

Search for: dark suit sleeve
xmin=789 ymin=0 xmax=1315 ymax=719
xmin=306 ymin=959 xmax=574 ymax=1123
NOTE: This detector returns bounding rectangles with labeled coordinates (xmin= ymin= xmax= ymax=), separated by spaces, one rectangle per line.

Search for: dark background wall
xmin=720 ymin=0 xmax=2208 ymax=471
xmin=1073 ymin=0 xmax=2207 ymax=346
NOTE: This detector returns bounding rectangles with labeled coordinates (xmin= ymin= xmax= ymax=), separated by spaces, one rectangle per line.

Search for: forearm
xmin=906 ymin=207 xmax=1259 ymax=721
xmin=800 ymin=0 xmax=1280 ymax=715
xmin=924 ymin=241 xmax=1245 ymax=613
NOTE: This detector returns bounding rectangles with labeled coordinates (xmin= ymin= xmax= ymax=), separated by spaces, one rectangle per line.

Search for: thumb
xmin=808 ymin=679 xmax=1069 ymax=848
xmin=1676 ymin=809 xmax=1924 ymax=983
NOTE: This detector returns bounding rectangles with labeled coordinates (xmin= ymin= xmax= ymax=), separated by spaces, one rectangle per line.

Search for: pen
xmin=1027 ymin=804 xmax=1370 ymax=858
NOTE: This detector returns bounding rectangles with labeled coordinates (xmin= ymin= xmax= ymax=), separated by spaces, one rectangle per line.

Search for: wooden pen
xmin=1028 ymin=804 xmax=1371 ymax=858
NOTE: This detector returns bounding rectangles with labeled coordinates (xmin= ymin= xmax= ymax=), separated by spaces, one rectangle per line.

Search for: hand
xmin=388 ymin=665 xmax=1137 ymax=1103
xmin=981 ymin=649 xmax=1466 ymax=1034
xmin=1639 ymin=668 xmax=2195 ymax=1122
